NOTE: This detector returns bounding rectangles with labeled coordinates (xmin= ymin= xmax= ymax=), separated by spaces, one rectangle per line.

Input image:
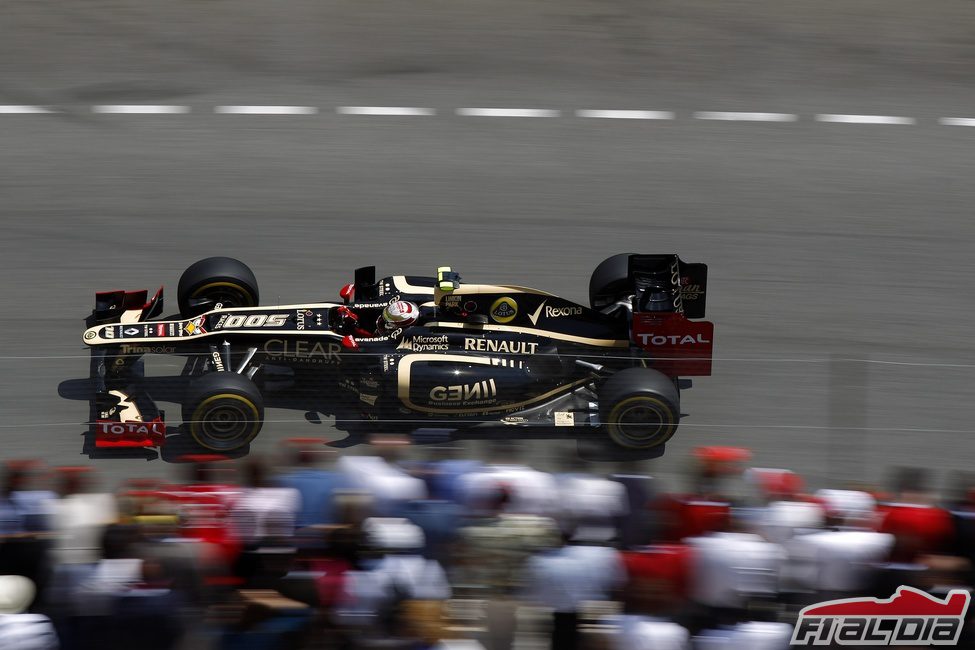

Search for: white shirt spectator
xmin=524 ymin=545 xmax=626 ymax=612
xmin=373 ymin=555 xmax=451 ymax=601
xmin=76 ymin=558 xmax=144 ymax=616
xmin=785 ymin=530 xmax=894 ymax=592
xmin=613 ymin=615 xmax=690 ymax=650
xmin=556 ymin=473 xmax=629 ymax=529
xmin=815 ymin=489 xmax=877 ymax=526
xmin=0 ymin=576 xmax=58 ymax=650
xmin=687 ymin=533 xmax=785 ymax=609
xmin=694 ymin=622 xmax=794 ymax=650
xmin=228 ymin=486 xmax=300 ymax=542
xmin=337 ymin=456 xmax=427 ymax=516
xmin=755 ymin=500 xmax=824 ymax=544
xmin=50 ymin=493 xmax=118 ymax=564
xmin=0 ymin=615 xmax=59 ymax=650
xmin=460 ymin=464 xmax=560 ymax=518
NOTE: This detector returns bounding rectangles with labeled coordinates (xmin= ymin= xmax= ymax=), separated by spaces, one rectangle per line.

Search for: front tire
xmin=600 ymin=367 xmax=680 ymax=449
xmin=182 ymin=372 xmax=264 ymax=452
xmin=177 ymin=257 xmax=259 ymax=318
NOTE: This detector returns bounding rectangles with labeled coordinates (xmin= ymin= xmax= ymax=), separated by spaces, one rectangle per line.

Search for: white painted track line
xmin=576 ymin=110 xmax=674 ymax=120
xmin=337 ymin=106 xmax=434 ymax=116
xmin=457 ymin=108 xmax=560 ymax=118
xmin=816 ymin=114 xmax=915 ymax=125
xmin=939 ymin=117 xmax=975 ymax=127
xmin=92 ymin=105 xmax=189 ymax=114
xmin=216 ymin=105 xmax=318 ymax=115
xmin=0 ymin=105 xmax=56 ymax=114
xmin=694 ymin=111 xmax=797 ymax=122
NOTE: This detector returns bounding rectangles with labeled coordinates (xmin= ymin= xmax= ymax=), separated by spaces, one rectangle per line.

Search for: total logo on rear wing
xmin=632 ymin=312 xmax=714 ymax=377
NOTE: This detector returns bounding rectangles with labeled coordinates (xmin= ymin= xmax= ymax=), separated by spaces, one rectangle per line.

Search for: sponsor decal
xmin=398 ymin=334 xmax=450 ymax=352
xmin=490 ymin=357 xmax=525 ymax=368
xmin=156 ymin=323 xmax=166 ymax=337
xmin=263 ymin=339 xmax=342 ymax=364
xmin=215 ymin=314 xmax=229 ymax=329
xmin=296 ymin=309 xmax=312 ymax=331
xmin=527 ymin=300 xmax=585 ymax=326
xmin=670 ymin=260 xmax=684 ymax=313
xmin=791 ymin=586 xmax=970 ymax=646
xmin=124 ymin=327 xmax=140 ymax=336
xmin=501 ymin=416 xmax=527 ymax=425
xmin=96 ymin=420 xmax=166 ymax=438
xmin=430 ymin=378 xmax=498 ymax=404
xmin=169 ymin=323 xmax=175 ymax=337
xmin=527 ymin=300 xmax=547 ymax=326
xmin=104 ymin=327 xmax=115 ymax=339
xmin=143 ymin=324 xmax=151 ymax=337
xmin=84 ymin=330 xmax=96 ymax=340
xmin=218 ymin=313 xmax=289 ymax=329
xmin=490 ymin=297 xmax=518 ymax=324
xmin=463 ymin=338 xmax=539 ymax=355
xmin=361 ymin=378 xmax=380 ymax=390
xmin=680 ymin=280 xmax=704 ymax=301
xmin=554 ymin=411 xmax=575 ymax=427
xmin=120 ymin=344 xmax=176 ymax=355
xmin=212 ymin=351 xmax=225 ymax=371
xmin=637 ymin=333 xmax=711 ymax=346
xmin=546 ymin=305 xmax=583 ymax=318
xmin=184 ymin=317 xmax=206 ymax=336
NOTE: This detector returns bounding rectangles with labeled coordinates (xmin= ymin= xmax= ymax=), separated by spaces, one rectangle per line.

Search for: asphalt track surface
xmin=2 ymin=0 xmax=975 ymax=490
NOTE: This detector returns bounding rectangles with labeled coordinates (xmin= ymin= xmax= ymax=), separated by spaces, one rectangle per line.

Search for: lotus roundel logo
xmin=490 ymin=297 xmax=518 ymax=324
xmin=791 ymin=586 xmax=971 ymax=646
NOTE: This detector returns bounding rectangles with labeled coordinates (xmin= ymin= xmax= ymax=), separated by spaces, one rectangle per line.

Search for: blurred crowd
xmin=2 ymin=439 xmax=975 ymax=650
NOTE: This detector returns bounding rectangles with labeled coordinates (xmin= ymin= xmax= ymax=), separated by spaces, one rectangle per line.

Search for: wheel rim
xmin=191 ymin=281 xmax=256 ymax=309
xmin=191 ymin=394 xmax=261 ymax=450
xmin=608 ymin=396 xmax=676 ymax=448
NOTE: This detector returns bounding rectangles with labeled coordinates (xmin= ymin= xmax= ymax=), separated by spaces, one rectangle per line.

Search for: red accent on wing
xmin=802 ymin=586 xmax=971 ymax=617
xmin=632 ymin=312 xmax=714 ymax=377
xmin=339 ymin=282 xmax=355 ymax=303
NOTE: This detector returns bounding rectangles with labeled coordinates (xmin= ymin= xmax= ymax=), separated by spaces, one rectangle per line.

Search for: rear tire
xmin=177 ymin=257 xmax=259 ymax=318
xmin=599 ymin=367 xmax=679 ymax=449
xmin=589 ymin=253 xmax=634 ymax=310
xmin=182 ymin=372 xmax=264 ymax=452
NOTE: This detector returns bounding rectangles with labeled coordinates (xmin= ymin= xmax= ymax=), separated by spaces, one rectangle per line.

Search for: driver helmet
xmin=379 ymin=300 xmax=420 ymax=332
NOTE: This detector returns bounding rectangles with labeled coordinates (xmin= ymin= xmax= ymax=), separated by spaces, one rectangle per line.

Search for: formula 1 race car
xmin=78 ymin=254 xmax=713 ymax=460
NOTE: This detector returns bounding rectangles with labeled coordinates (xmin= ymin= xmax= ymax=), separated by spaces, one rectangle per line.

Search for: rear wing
xmin=627 ymin=254 xmax=707 ymax=319
xmin=627 ymin=255 xmax=713 ymax=377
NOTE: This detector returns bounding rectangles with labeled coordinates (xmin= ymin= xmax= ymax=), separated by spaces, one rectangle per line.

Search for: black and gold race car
xmin=79 ymin=254 xmax=713 ymax=460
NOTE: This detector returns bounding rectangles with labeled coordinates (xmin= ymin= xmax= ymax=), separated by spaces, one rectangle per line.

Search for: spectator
xmin=523 ymin=527 xmax=626 ymax=650
xmin=0 ymin=575 xmax=58 ymax=650
xmin=49 ymin=468 xmax=117 ymax=566
xmin=274 ymin=440 xmax=345 ymax=528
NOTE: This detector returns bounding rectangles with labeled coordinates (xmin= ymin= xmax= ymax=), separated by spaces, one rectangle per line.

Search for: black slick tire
xmin=177 ymin=257 xmax=259 ymax=318
xmin=599 ymin=367 xmax=680 ymax=449
xmin=182 ymin=372 xmax=264 ymax=452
